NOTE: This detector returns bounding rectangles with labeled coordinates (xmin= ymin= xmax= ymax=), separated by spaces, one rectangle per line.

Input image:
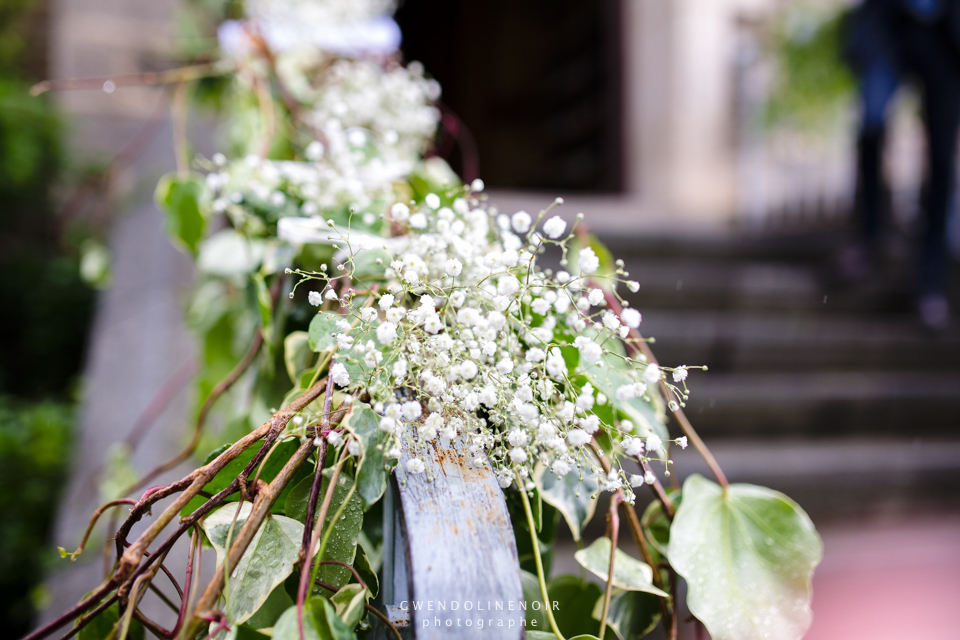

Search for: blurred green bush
xmin=0 ymin=0 xmax=96 ymax=635
xmin=0 ymin=399 xmax=73 ymax=634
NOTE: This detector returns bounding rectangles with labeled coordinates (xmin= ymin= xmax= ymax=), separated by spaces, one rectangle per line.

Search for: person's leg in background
xmin=844 ymin=57 xmax=899 ymax=280
xmin=900 ymin=20 xmax=960 ymax=327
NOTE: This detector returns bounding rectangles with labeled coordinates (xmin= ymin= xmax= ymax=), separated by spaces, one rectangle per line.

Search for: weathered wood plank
xmin=388 ymin=439 xmax=525 ymax=639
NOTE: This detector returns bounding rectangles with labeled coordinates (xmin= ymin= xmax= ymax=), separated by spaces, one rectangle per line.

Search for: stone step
xmin=619 ymin=257 xmax=925 ymax=316
xmin=678 ymin=371 xmax=960 ymax=438
xmin=643 ymin=309 xmax=960 ymax=372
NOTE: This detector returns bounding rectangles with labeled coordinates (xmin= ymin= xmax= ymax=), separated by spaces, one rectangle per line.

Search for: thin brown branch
xmin=63 ymin=499 xmax=135 ymax=562
xmin=30 ymin=62 xmax=231 ymax=96
xmin=598 ymin=495 xmax=621 ymax=639
xmin=589 ymin=441 xmax=674 ymax=632
xmin=124 ymin=327 xmax=265 ymax=496
xmin=134 ymin=609 xmax=173 ymax=639
xmin=597 ymin=286 xmax=728 ymax=489
xmin=186 ymin=439 xmax=316 ymax=637
xmin=365 ymin=604 xmax=403 ymax=640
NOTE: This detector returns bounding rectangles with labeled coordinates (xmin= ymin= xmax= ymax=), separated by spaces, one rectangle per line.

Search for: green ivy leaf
xmin=546 ymin=575 xmax=603 ymax=639
xmin=341 ymin=404 xmax=394 ymax=509
xmin=285 ymin=472 xmax=364 ymax=590
xmin=197 ymin=229 xmax=265 ymax=276
xmin=590 ymin=589 xmax=661 ymax=640
xmin=155 ymin=172 xmax=206 ymax=255
xmin=520 ymin=570 xmax=548 ymax=629
xmin=182 ymin=440 xmax=310 ymax=517
xmin=668 ymin=474 xmax=822 ymax=640
xmin=535 ymin=466 xmax=599 ymax=542
xmin=582 ymin=353 xmax=668 ymax=440
xmin=202 ymin=504 xmax=304 ymax=624
xmin=574 ymin=538 xmax=668 ymax=597
xmin=272 ymin=598 xmax=356 ymax=640
xmin=330 ymin=583 xmax=367 ymax=630
xmin=77 ymin=600 xmax=144 ymax=640
xmin=284 ymin=331 xmax=311 ymax=382
xmin=308 ymin=312 xmax=341 ymax=353
xmin=353 ymin=543 xmax=379 ymax=599
xmin=246 ymin=584 xmax=294 ymax=630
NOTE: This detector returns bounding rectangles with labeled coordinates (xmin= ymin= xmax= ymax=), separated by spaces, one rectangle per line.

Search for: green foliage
xmin=535 ymin=465 xmax=599 ymax=542
xmin=581 ymin=352 xmax=668 ymax=441
xmin=308 ymin=312 xmax=342 ymax=353
xmin=545 ymin=575 xmax=607 ymax=639
xmin=272 ymin=597 xmax=356 ymax=640
xmin=669 ymin=474 xmax=822 ymax=640
xmin=590 ymin=590 xmax=661 ymax=640
xmin=203 ymin=503 xmax=305 ymax=624
xmin=341 ymin=404 xmax=394 ymax=509
xmin=574 ymin=537 xmax=667 ymax=597
xmin=77 ymin=600 xmax=144 ymax=640
xmin=520 ymin=570 xmax=549 ymax=629
xmin=766 ymin=5 xmax=855 ymax=130
xmin=156 ymin=172 xmax=208 ymax=255
xmin=0 ymin=399 xmax=72 ymax=632
xmin=285 ymin=472 xmax=364 ymax=590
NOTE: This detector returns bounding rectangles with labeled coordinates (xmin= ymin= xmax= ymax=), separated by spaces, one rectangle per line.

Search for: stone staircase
xmin=603 ymin=230 xmax=960 ymax=519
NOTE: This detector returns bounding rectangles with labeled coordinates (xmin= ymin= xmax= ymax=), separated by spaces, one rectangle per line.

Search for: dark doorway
xmin=396 ymin=0 xmax=624 ymax=193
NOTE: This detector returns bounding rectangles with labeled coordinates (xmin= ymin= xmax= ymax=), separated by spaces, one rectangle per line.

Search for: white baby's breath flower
xmin=377 ymin=321 xmax=398 ymax=344
xmin=330 ymin=362 xmax=350 ymax=387
xmin=622 ymin=437 xmax=644 ymax=457
xmin=588 ymin=289 xmax=604 ymax=305
xmin=378 ymin=294 xmax=395 ymax=309
xmin=566 ymin=429 xmax=591 ymax=447
xmin=406 ymin=458 xmax=426 ymax=474
xmin=385 ymin=307 xmax=406 ymax=322
xmin=347 ymin=439 xmax=362 ymax=457
xmin=545 ymin=348 xmax=566 ymax=378
xmin=459 ymin=360 xmax=479 ymax=380
xmin=602 ymin=311 xmax=620 ymax=331
xmin=644 ymin=470 xmax=657 ymax=485
xmin=446 ymin=259 xmax=463 ymax=276
xmin=645 ymin=434 xmax=663 ymax=454
xmin=643 ymin=364 xmax=661 ymax=384
xmin=579 ymin=247 xmax=600 ymax=274
xmin=409 ymin=213 xmax=427 ymax=229
xmin=543 ymin=216 xmax=567 ymax=239
xmin=621 ymin=308 xmax=641 ymax=329
xmin=525 ymin=347 xmax=546 ymax=363
xmin=531 ymin=298 xmax=552 ymax=315
xmin=672 ymin=366 xmax=688 ymax=382
xmin=552 ymin=458 xmax=573 ymax=477
xmin=512 ymin=211 xmax=531 ymax=233
xmin=676 ymin=436 xmax=688 ymax=449
xmin=379 ymin=417 xmax=398 ymax=434
xmin=360 ymin=307 xmax=378 ymax=322
xmin=573 ymin=336 xmax=602 ymax=363
xmin=308 ymin=291 xmax=323 ymax=306
xmin=425 ymin=193 xmax=441 ymax=209
xmin=508 ymin=447 xmax=528 ymax=464
xmin=327 ymin=431 xmax=344 ymax=447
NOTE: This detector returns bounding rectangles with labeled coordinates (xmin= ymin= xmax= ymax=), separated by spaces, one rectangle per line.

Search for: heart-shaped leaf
xmin=285 ymin=471 xmax=364 ymax=590
xmin=272 ymin=598 xmax=356 ymax=640
xmin=331 ymin=583 xmax=367 ymax=629
xmin=308 ymin=312 xmax=341 ymax=353
xmin=341 ymin=404 xmax=394 ymax=509
xmin=535 ymin=466 xmax=599 ymax=541
xmin=202 ymin=504 xmax=304 ymax=624
xmin=582 ymin=353 xmax=668 ymax=440
xmin=574 ymin=538 xmax=668 ymax=597
xmin=668 ymin=474 xmax=822 ymax=640
xmin=590 ymin=589 xmax=661 ymax=640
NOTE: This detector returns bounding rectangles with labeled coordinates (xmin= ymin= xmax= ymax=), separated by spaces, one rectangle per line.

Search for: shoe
xmin=919 ymin=294 xmax=950 ymax=330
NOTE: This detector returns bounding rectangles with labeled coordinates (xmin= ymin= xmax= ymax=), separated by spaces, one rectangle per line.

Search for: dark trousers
xmin=855 ymin=18 xmax=960 ymax=295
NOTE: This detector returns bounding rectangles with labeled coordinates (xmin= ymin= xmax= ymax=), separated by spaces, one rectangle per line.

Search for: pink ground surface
xmin=805 ymin=515 xmax=960 ymax=640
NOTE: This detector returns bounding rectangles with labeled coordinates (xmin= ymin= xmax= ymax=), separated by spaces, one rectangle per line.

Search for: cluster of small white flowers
xmin=204 ymin=57 xmax=439 ymax=230
xmin=293 ymin=189 xmax=695 ymax=494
